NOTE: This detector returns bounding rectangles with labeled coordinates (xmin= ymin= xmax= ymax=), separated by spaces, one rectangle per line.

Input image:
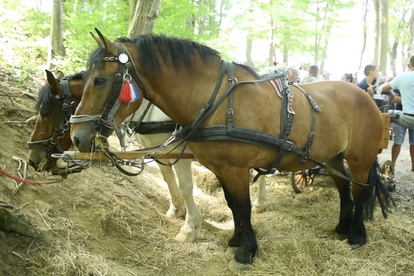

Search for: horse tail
xmin=363 ymin=159 xmax=395 ymax=220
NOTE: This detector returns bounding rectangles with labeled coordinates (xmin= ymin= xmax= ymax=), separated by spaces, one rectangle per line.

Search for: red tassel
xmin=120 ymin=80 xmax=132 ymax=103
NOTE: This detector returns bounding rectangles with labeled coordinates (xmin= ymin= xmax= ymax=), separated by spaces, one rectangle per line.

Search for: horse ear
xmin=45 ymin=69 xmax=62 ymax=96
xmin=90 ymin=31 xmax=103 ymax=48
xmin=55 ymin=70 xmax=65 ymax=80
xmin=94 ymin=28 xmax=117 ymax=55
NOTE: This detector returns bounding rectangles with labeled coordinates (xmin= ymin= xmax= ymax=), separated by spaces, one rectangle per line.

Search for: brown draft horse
xmin=28 ymin=70 xmax=83 ymax=172
xmin=70 ymin=29 xmax=392 ymax=272
xmin=27 ymin=69 xmax=270 ymax=244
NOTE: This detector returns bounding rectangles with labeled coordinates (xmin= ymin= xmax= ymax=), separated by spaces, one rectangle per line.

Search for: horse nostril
xmin=73 ymin=137 xmax=80 ymax=148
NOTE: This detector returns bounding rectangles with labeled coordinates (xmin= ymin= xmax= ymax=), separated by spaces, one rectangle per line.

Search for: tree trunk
xmin=389 ymin=40 xmax=398 ymax=76
xmin=372 ymin=0 xmax=380 ymax=65
xmin=379 ymin=0 xmax=388 ymax=74
xmin=47 ymin=0 xmax=64 ymax=70
xmin=268 ymin=6 xmax=275 ymax=65
xmin=129 ymin=0 xmax=138 ymax=25
xmin=268 ymin=39 xmax=276 ymax=65
xmin=245 ymin=30 xmax=254 ymax=68
xmin=359 ymin=0 xmax=369 ymax=69
xmin=283 ymin=43 xmax=288 ymax=64
xmin=407 ymin=11 xmax=414 ymax=71
xmin=245 ymin=6 xmax=255 ymax=68
xmin=128 ymin=0 xmax=162 ymax=37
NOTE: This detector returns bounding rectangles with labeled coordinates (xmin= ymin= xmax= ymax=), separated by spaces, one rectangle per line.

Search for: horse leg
xmin=326 ymin=155 xmax=353 ymax=236
xmin=215 ymin=175 xmax=241 ymax=249
xmin=173 ymin=159 xmax=202 ymax=243
xmin=217 ymin=168 xmax=257 ymax=269
xmin=346 ymin=159 xmax=378 ymax=247
xmin=252 ymin=175 xmax=266 ymax=213
xmin=157 ymin=162 xmax=186 ymax=219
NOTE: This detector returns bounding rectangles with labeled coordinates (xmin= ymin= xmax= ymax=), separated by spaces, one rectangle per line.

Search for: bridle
xmin=27 ymin=78 xmax=77 ymax=160
xmin=68 ymin=43 xmax=188 ymax=176
xmin=70 ymin=43 xmax=147 ymax=151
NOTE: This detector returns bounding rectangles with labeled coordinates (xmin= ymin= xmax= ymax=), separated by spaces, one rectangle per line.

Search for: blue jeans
xmin=393 ymin=123 xmax=414 ymax=145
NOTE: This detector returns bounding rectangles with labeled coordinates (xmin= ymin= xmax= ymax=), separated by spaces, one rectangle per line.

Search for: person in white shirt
xmin=299 ymin=65 xmax=318 ymax=84
xmin=380 ymin=55 xmax=414 ymax=130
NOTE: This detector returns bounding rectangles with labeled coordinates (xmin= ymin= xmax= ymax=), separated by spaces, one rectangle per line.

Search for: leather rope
xmin=0 ymin=167 xmax=62 ymax=185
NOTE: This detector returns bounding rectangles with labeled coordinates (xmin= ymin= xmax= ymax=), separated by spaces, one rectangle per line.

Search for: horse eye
xmin=93 ymin=77 xmax=106 ymax=87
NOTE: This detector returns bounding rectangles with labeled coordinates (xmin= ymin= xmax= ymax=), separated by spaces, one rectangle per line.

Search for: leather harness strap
xmin=174 ymin=61 xmax=371 ymax=187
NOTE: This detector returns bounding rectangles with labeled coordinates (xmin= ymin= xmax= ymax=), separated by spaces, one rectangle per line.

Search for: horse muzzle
xmin=70 ymin=122 xmax=97 ymax=152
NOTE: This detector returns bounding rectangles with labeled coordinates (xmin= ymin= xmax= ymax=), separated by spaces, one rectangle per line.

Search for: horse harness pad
xmin=126 ymin=102 xmax=177 ymax=135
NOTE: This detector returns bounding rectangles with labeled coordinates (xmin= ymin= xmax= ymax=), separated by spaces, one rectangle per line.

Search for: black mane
xmin=36 ymin=72 xmax=84 ymax=117
xmin=85 ymin=34 xmax=221 ymax=78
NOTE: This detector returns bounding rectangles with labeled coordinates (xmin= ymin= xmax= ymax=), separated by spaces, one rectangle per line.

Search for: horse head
xmin=27 ymin=70 xmax=84 ymax=171
xmin=70 ymin=29 xmax=145 ymax=152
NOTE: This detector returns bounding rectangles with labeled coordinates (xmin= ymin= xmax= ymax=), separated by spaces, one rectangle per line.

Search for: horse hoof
xmin=226 ymin=246 xmax=239 ymax=257
xmin=347 ymin=235 xmax=366 ymax=248
xmin=228 ymin=259 xmax=250 ymax=274
xmin=252 ymin=204 xmax=266 ymax=214
xmin=166 ymin=207 xmax=185 ymax=219
xmin=335 ymin=226 xmax=351 ymax=236
xmin=387 ymin=183 xmax=396 ymax=192
xmin=175 ymin=229 xmax=198 ymax=243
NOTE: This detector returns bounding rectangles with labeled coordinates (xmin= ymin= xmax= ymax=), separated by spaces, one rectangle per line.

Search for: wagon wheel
xmin=291 ymin=170 xmax=315 ymax=194
xmin=380 ymin=160 xmax=396 ymax=192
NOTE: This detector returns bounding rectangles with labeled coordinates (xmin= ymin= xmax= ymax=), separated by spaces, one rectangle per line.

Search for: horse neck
xmin=142 ymin=58 xmax=222 ymax=126
xmin=131 ymin=99 xmax=171 ymax=122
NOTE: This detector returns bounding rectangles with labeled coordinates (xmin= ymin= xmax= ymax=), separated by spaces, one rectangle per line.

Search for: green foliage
xmin=63 ymin=0 xmax=130 ymax=71
xmin=154 ymin=0 xmax=197 ymax=39
xmin=1 ymin=0 xmax=405 ymax=82
xmin=21 ymin=8 xmax=50 ymax=38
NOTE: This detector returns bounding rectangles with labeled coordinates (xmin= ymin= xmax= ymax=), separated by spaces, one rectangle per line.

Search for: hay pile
xmin=1 ymin=66 xmax=414 ymax=275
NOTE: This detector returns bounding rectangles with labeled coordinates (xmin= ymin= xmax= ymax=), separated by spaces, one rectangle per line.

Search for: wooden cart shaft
xmin=62 ymin=150 xmax=195 ymax=161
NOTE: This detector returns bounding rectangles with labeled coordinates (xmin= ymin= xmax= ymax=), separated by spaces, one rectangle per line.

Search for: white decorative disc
xmin=118 ymin=53 xmax=128 ymax=64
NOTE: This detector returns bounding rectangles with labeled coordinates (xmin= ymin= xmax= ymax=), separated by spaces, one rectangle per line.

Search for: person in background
xmin=357 ymin=64 xmax=379 ymax=95
xmin=380 ymin=55 xmax=414 ymax=133
xmin=352 ymin=74 xmax=358 ymax=85
xmin=300 ymin=65 xmax=318 ymax=84
xmin=390 ymin=90 xmax=414 ymax=174
xmin=322 ymin=72 xmax=330 ymax=80
xmin=287 ymin=67 xmax=299 ymax=84
xmin=341 ymin=73 xmax=353 ymax=83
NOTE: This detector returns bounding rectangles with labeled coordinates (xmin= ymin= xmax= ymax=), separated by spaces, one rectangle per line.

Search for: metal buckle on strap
xmin=285 ymin=140 xmax=295 ymax=151
xmin=102 ymin=56 xmax=118 ymax=62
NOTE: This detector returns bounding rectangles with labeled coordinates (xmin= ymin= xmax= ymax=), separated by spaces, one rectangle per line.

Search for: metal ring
xmin=123 ymin=73 xmax=131 ymax=82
